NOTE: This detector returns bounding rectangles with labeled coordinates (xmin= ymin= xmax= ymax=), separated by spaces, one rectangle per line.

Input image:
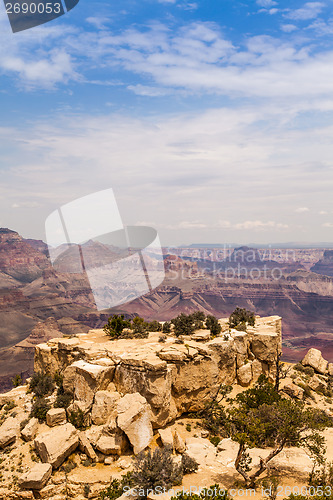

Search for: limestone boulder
xmin=0 ymin=416 xmax=20 ymax=448
xmin=158 ymin=427 xmax=174 ymax=448
xmin=19 ymin=463 xmax=52 ymax=490
xmin=191 ymin=331 xmax=211 ymax=342
xmin=302 ymin=348 xmax=328 ymax=375
xmin=117 ymin=393 xmax=153 ymax=454
xmin=63 ymin=359 xmax=115 ymax=411
xmin=34 ymin=423 xmax=79 ymax=468
xmin=282 ymin=383 xmax=304 ymax=400
xmin=78 ymin=432 xmax=97 ymax=461
xmin=250 ymin=359 xmax=262 ymax=382
xmin=250 ymin=333 xmax=280 ymax=364
xmin=185 ymin=437 xmax=217 ymax=468
xmin=96 ymin=432 xmax=127 ymax=455
xmin=91 ymin=391 xmax=120 ymax=425
xmin=173 ymin=430 xmax=186 ymax=454
xmin=46 ymin=408 xmax=66 ymax=427
xmin=328 ymin=363 xmax=333 ymax=377
xmin=114 ymin=361 xmax=177 ymax=428
xmin=21 ymin=418 xmax=38 ymax=442
xmin=237 ymin=363 xmax=252 ymax=386
xmin=308 ymin=375 xmax=326 ymax=392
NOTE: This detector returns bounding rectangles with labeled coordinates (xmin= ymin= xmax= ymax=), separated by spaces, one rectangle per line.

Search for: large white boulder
xmin=19 ymin=463 xmax=52 ymax=490
xmin=34 ymin=423 xmax=79 ymax=468
xmin=117 ymin=393 xmax=153 ymax=454
xmin=302 ymin=348 xmax=328 ymax=374
xmin=21 ymin=418 xmax=38 ymax=442
xmin=0 ymin=416 xmax=20 ymax=448
xmin=91 ymin=391 xmax=120 ymax=425
xmin=63 ymin=360 xmax=115 ymax=411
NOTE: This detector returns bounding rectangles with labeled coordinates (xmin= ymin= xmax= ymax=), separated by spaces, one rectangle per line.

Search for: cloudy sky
xmin=0 ymin=0 xmax=333 ymax=245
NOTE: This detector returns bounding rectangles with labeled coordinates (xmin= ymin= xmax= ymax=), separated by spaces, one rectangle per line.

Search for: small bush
xmin=181 ymin=453 xmax=199 ymax=474
xmin=229 ymin=307 xmax=255 ymax=330
xmin=68 ymin=408 xmax=86 ymax=429
xmin=205 ymin=315 xmax=221 ymax=337
xmin=209 ymin=436 xmax=221 ymax=447
xmin=186 ymin=424 xmax=192 ymax=432
xmin=148 ymin=320 xmax=162 ymax=332
xmin=30 ymin=397 xmax=50 ymax=422
xmin=12 ymin=374 xmax=22 ymax=388
xmin=29 ymin=372 xmax=55 ymax=398
xmin=55 ymin=392 xmax=72 ymax=409
xmin=162 ymin=322 xmax=171 ymax=334
xmin=131 ymin=446 xmax=183 ymax=497
xmin=159 ymin=334 xmax=167 ymax=343
xmin=103 ymin=314 xmax=131 ymax=339
xmin=19 ymin=418 xmax=29 ymax=431
xmin=99 ymin=474 xmax=134 ymax=500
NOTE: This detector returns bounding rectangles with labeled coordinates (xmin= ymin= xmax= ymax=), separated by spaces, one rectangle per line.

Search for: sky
xmin=0 ymin=0 xmax=333 ymax=246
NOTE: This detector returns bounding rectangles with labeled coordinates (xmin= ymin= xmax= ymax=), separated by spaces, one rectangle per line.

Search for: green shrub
xmin=186 ymin=424 xmax=191 ymax=432
xmin=229 ymin=307 xmax=255 ymax=330
xmin=68 ymin=408 xmax=86 ymax=429
xmin=19 ymin=418 xmax=29 ymax=431
xmin=205 ymin=315 xmax=221 ymax=337
xmin=131 ymin=446 xmax=183 ymax=497
xmin=162 ymin=322 xmax=171 ymax=334
xmin=55 ymin=392 xmax=72 ymax=409
xmin=12 ymin=374 xmax=22 ymax=388
xmin=29 ymin=372 xmax=55 ymax=398
xmin=148 ymin=320 xmax=162 ymax=332
xmin=172 ymin=313 xmax=195 ymax=336
xmin=99 ymin=474 xmax=134 ymax=500
xmin=209 ymin=436 xmax=221 ymax=447
xmin=30 ymin=397 xmax=50 ymax=422
xmin=181 ymin=453 xmax=199 ymax=474
xmin=103 ymin=314 xmax=131 ymax=339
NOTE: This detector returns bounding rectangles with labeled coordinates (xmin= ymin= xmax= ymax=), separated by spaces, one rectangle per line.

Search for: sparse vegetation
xmin=29 ymin=371 xmax=55 ymax=398
xmin=103 ymin=314 xmax=131 ymax=339
xmin=11 ymin=374 xmax=22 ymax=387
xmin=30 ymin=396 xmax=50 ymax=422
xmin=229 ymin=307 xmax=255 ymax=331
xmin=68 ymin=408 xmax=86 ymax=430
xmin=181 ymin=453 xmax=199 ymax=474
xmin=201 ymin=374 xmax=332 ymax=487
xmin=131 ymin=446 xmax=183 ymax=497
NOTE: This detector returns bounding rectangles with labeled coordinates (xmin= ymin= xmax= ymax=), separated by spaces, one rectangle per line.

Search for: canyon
xmin=0 ymin=227 xmax=333 ymax=391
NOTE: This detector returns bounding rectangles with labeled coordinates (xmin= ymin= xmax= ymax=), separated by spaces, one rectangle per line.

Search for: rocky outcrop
xmin=34 ymin=316 xmax=282 ymax=428
xmin=302 ymin=348 xmax=328 ymax=374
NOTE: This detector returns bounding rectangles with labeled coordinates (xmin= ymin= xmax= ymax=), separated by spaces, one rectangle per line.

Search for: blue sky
xmin=0 ymin=0 xmax=333 ymax=245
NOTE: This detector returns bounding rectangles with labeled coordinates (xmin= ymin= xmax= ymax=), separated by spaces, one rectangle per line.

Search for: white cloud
xmin=256 ymin=0 xmax=277 ymax=7
xmin=280 ymin=24 xmax=298 ymax=32
xmin=285 ymin=2 xmax=324 ymax=21
xmin=322 ymin=222 xmax=333 ymax=227
xmin=295 ymin=207 xmax=310 ymax=213
xmin=0 ymin=103 xmax=332 ymax=243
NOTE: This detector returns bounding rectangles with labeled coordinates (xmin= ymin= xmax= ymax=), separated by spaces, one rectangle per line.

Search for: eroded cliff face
xmin=34 ymin=316 xmax=282 ymax=428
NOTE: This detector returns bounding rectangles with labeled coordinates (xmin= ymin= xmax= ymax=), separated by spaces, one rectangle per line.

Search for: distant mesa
xmin=311 ymin=250 xmax=333 ymax=277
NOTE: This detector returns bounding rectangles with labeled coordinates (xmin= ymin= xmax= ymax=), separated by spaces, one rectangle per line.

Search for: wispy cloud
xmin=284 ymin=2 xmax=324 ymax=21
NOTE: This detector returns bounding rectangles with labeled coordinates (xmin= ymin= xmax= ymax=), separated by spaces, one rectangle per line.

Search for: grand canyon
xmin=0 ymin=227 xmax=333 ymax=392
